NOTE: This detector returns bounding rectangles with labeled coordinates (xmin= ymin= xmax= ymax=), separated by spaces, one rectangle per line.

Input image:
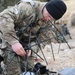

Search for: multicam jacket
xmin=0 ymin=1 xmax=54 ymax=48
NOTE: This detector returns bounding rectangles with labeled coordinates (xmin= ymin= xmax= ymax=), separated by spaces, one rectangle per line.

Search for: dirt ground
xmin=37 ymin=0 xmax=75 ymax=73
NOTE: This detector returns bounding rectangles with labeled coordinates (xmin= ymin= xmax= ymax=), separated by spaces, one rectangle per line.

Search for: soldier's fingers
xmin=15 ymin=49 xmax=23 ymax=56
xmin=26 ymin=50 xmax=31 ymax=57
xmin=20 ymin=48 xmax=26 ymax=56
xmin=16 ymin=49 xmax=26 ymax=56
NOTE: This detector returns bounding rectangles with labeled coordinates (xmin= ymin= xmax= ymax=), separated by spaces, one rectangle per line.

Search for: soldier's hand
xmin=11 ymin=42 xmax=26 ymax=56
xmin=26 ymin=50 xmax=31 ymax=57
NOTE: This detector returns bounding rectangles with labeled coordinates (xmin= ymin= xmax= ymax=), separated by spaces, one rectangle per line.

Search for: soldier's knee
xmin=1 ymin=61 xmax=7 ymax=75
xmin=0 ymin=55 xmax=7 ymax=75
xmin=0 ymin=49 xmax=7 ymax=75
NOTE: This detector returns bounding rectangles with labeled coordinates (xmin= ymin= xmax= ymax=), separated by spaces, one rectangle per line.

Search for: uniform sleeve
xmin=0 ymin=2 xmax=34 ymax=45
xmin=0 ymin=17 xmax=19 ymax=45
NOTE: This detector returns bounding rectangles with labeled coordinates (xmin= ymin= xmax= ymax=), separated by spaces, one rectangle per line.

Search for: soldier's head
xmin=42 ymin=0 xmax=67 ymax=21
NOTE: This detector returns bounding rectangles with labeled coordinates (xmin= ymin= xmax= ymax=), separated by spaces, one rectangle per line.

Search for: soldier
xmin=61 ymin=20 xmax=72 ymax=39
xmin=0 ymin=0 xmax=67 ymax=75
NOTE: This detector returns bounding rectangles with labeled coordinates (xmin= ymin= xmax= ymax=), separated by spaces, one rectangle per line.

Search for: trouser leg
xmin=0 ymin=49 xmax=7 ymax=75
xmin=19 ymin=56 xmax=35 ymax=73
xmin=0 ymin=41 xmax=39 ymax=75
xmin=1 ymin=48 xmax=21 ymax=75
xmin=1 ymin=48 xmax=35 ymax=75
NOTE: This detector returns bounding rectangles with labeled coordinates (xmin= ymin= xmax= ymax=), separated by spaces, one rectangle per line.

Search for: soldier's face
xmin=42 ymin=7 xmax=54 ymax=21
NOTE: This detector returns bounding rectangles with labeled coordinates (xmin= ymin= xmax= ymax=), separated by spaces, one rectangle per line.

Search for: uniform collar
xmin=37 ymin=2 xmax=47 ymax=20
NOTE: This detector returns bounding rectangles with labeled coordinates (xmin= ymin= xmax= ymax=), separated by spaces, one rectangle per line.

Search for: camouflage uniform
xmin=0 ymin=1 xmax=55 ymax=75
